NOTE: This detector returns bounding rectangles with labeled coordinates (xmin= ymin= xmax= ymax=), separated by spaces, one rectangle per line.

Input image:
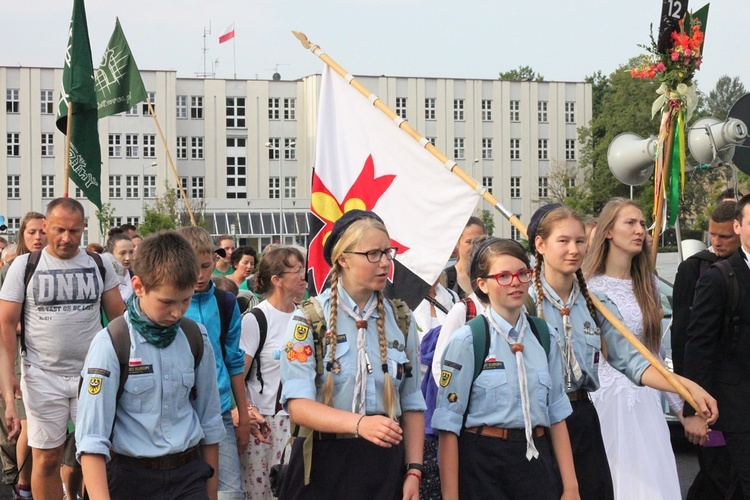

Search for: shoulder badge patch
xmin=440 ymin=370 xmax=452 ymax=387
xmin=88 ymin=377 xmax=102 ymax=395
xmin=294 ymin=324 xmax=309 ymax=341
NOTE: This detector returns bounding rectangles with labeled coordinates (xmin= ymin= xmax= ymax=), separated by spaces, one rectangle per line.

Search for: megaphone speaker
xmin=688 ymin=117 xmax=748 ymax=165
xmin=607 ymin=133 xmax=657 ymax=186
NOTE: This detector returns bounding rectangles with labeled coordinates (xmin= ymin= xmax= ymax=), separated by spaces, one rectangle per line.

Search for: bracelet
xmin=405 ymin=471 xmax=422 ymax=484
xmin=248 ymin=404 xmax=258 ymax=412
xmin=354 ymin=414 xmax=366 ymax=438
xmin=406 ymin=463 xmax=424 ymax=474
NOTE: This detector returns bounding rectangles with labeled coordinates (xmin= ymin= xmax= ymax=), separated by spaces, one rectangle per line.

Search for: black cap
xmin=323 ymin=210 xmax=384 ymax=266
xmin=527 ymin=203 xmax=562 ymax=254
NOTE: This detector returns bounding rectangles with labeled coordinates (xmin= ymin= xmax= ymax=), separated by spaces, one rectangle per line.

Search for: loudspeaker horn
xmin=688 ymin=117 xmax=748 ymax=165
xmin=727 ymin=94 xmax=750 ymax=175
xmin=607 ymin=133 xmax=657 ymax=186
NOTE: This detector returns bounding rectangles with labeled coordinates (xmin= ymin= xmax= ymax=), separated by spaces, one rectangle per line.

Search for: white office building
xmin=1 ymin=66 xmax=591 ymax=247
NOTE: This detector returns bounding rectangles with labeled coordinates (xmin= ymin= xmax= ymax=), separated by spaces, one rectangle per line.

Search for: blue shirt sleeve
xmin=223 ymin=302 xmax=246 ymax=377
xmin=279 ymin=314 xmax=319 ymax=406
xmin=595 ymin=291 xmax=649 ymax=386
xmin=399 ymin=312 xmax=426 ymax=412
xmin=431 ymin=326 xmax=475 ymax=435
xmin=192 ymin=325 xmax=225 ymax=445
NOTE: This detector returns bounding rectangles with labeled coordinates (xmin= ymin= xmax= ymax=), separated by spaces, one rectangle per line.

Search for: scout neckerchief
xmin=126 ymin=295 xmax=181 ymax=348
xmin=485 ymin=311 xmax=539 ymax=460
xmin=338 ymin=297 xmax=378 ymax=415
xmin=541 ymin=276 xmax=583 ymax=391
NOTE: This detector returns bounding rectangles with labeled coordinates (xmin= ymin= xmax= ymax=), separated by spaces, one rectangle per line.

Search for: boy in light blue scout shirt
xmin=76 ymin=231 xmax=225 ymax=500
xmin=278 ymin=210 xmax=425 ymax=499
xmin=433 ymin=238 xmax=578 ymax=500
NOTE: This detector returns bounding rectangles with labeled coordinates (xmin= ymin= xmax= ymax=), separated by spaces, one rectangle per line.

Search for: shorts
xmin=21 ymin=363 xmax=79 ymax=449
xmin=15 ymin=337 xmax=25 ymax=419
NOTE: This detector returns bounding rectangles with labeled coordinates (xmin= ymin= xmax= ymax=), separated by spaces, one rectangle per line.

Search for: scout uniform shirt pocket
xmin=584 ymin=333 xmax=602 ymax=367
xmin=386 ymin=343 xmax=409 ymax=391
xmin=122 ymin=373 xmax=156 ymax=413
xmin=473 ymin=363 xmax=509 ymax=413
xmin=537 ymin=370 xmax=552 ymax=407
xmin=324 ymin=336 xmax=350 ymax=384
xmin=178 ymin=371 xmax=196 ymax=409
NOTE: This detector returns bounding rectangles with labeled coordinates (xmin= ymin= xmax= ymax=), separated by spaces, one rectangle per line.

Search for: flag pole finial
xmin=292 ymin=31 xmax=312 ymax=50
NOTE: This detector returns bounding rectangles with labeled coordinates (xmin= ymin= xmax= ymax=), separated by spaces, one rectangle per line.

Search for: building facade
xmin=1 ymin=66 xmax=591 ymax=247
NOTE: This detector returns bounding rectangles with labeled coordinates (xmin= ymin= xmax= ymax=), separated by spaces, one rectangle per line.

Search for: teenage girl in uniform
xmin=433 ymin=238 xmax=579 ymax=500
xmin=279 ymin=210 xmax=425 ymax=499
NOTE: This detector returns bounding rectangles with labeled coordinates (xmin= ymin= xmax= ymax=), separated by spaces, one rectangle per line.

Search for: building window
xmin=510 ymin=138 xmax=520 ymax=160
xmin=426 ymin=137 xmax=436 ymax=146
xmin=6 ymin=133 xmax=20 ymax=156
xmin=176 ymin=137 xmax=187 ymax=159
xmin=510 ymin=176 xmax=521 ymax=198
xmin=113 ymin=217 xmax=123 ymax=227
xmin=269 ymin=177 xmax=280 ymax=199
xmin=41 ymin=90 xmax=54 ymax=114
xmin=126 ymin=217 xmax=139 ymax=227
xmin=454 ymin=99 xmax=464 ymax=121
xmin=510 ymin=100 xmax=520 ymax=122
xmin=226 ymin=97 xmax=246 ymax=128
xmin=179 ymin=177 xmax=188 ymax=192
xmin=41 ymin=133 xmax=54 ymax=157
xmin=267 ymin=138 xmax=280 ymax=160
xmin=143 ymin=134 xmax=156 ymax=158
xmin=425 ymin=98 xmax=436 ymax=120
xmin=144 ymin=175 xmax=156 ymax=198
xmin=567 ymin=177 xmax=576 ymax=197
xmin=538 ymin=139 xmax=548 ymax=160
xmin=109 ymin=175 xmax=122 ymax=198
xmin=511 ymin=226 xmax=521 ymax=241
xmin=285 ymin=176 xmax=297 ymax=198
xmin=125 ymin=103 xmax=138 ymax=116
xmin=284 ymin=98 xmax=296 ymax=120
xmin=481 ymin=99 xmax=492 ymax=121
xmin=176 ymin=95 xmax=187 ymax=119
xmin=482 ymin=176 xmax=493 ymax=195
xmin=142 ymin=91 xmax=155 ymax=116
xmin=190 ymin=96 xmax=203 ymax=119
xmin=454 ymin=137 xmax=465 ymax=160
xmin=538 ymin=101 xmax=548 ymax=122
xmin=268 ymin=98 xmax=280 ymax=120
xmin=565 ymin=139 xmax=576 ymax=160
xmin=284 ymin=138 xmax=296 ymax=160
xmin=125 ymin=175 xmax=139 ymax=199
xmin=482 ymin=138 xmax=493 ymax=160
xmin=7 ymin=175 xmax=20 ymax=199
xmin=125 ymin=134 xmax=139 ymax=158
xmin=75 ymin=186 xmax=86 ymax=198
xmin=565 ymin=102 xmax=575 ymax=123
xmin=41 ymin=175 xmax=54 ymax=199
xmin=538 ymin=177 xmax=549 ymax=198
xmin=109 ymin=134 xmax=121 ymax=158
xmin=7 ymin=218 xmax=20 ymax=232
xmin=396 ymin=97 xmax=407 ymax=120
xmin=191 ymin=137 xmax=204 ymax=160
xmin=6 ymin=90 xmax=19 ymax=113
xmin=226 ymin=137 xmax=247 ymax=199
xmin=191 ymin=176 xmax=204 ymax=199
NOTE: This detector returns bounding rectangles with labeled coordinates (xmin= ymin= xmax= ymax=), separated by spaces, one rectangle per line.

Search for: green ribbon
xmin=667 ymin=110 xmax=686 ymax=226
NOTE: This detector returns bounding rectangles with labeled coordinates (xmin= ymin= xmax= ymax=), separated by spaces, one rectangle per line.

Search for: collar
xmin=193 ymin=280 xmax=215 ymax=302
xmin=488 ymin=307 xmax=523 ymax=336
xmin=336 ymin=285 xmax=380 ymax=318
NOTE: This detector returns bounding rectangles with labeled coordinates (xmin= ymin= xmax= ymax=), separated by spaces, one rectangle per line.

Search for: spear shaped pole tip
xmin=292 ymin=31 xmax=312 ymax=49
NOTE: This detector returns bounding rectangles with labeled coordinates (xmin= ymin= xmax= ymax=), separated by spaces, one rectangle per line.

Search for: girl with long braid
xmin=528 ymin=202 xmax=717 ymax=499
xmin=279 ymin=210 xmax=425 ymax=499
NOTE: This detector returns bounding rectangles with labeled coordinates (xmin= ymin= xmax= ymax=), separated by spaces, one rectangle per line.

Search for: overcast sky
xmin=3 ymin=0 xmax=747 ymax=98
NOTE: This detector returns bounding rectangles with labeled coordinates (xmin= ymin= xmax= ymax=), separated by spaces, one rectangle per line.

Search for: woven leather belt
xmin=567 ymin=389 xmax=590 ymax=402
xmin=465 ymin=426 xmax=545 ymax=441
xmin=112 ymin=446 xmax=199 ymax=470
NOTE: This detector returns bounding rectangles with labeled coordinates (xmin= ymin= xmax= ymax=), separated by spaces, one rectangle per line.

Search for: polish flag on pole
xmin=219 ymin=24 xmax=235 ymax=44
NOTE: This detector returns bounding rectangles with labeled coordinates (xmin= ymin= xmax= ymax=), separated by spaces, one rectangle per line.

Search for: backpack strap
xmin=388 ymin=298 xmax=414 ymax=378
xmin=712 ymin=260 xmax=741 ymax=361
xmin=213 ymin=286 xmax=237 ymax=361
xmin=467 ymin=315 xmax=490 ymax=383
xmin=246 ymin=308 xmax=268 ymax=394
xmin=20 ymin=250 xmax=43 ymax=355
xmin=526 ymin=315 xmax=551 ymax=356
xmin=463 ymin=298 xmax=478 ymax=321
xmin=299 ymin=298 xmax=328 ymax=385
xmin=106 ymin=316 xmax=132 ymax=403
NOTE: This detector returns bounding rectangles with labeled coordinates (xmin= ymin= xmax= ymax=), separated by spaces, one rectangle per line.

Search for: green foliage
xmin=138 ymin=181 xmax=209 ymax=236
xmin=480 ymin=209 xmax=495 ymax=236
xmin=499 ymin=65 xmax=544 ymax=81
xmin=95 ymin=203 xmax=116 ymax=236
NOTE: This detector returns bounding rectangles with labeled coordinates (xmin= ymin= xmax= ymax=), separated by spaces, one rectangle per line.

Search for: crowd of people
xmin=0 ymin=191 xmax=747 ymax=499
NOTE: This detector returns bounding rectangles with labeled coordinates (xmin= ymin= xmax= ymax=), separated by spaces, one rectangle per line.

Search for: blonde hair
xmin=582 ymin=198 xmax=661 ymax=352
xmin=321 ymin=217 xmax=398 ymax=419
xmin=531 ymin=206 xmax=607 ymax=359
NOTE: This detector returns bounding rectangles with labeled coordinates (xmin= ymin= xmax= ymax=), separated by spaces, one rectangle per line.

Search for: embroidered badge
xmin=594 ymin=352 xmax=600 ymax=364
xmin=286 ymin=342 xmax=313 ymax=362
xmin=483 ymin=361 xmax=505 ymax=370
xmin=292 ymin=315 xmax=308 ymax=323
xmin=583 ymin=321 xmax=599 ymax=335
xmin=87 ymin=368 xmax=110 ymax=378
xmin=447 ymin=393 xmax=458 ymax=403
xmin=440 ymin=370 xmax=452 ymax=387
xmin=129 ymin=358 xmax=142 ymax=366
xmin=388 ymin=339 xmax=406 ymax=352
xmin=444 ymin=360 xmax=462 ymax=371
xmin=88 ymin=377 xmax=102 ymax=395
xmin=128 ymin=365 xmax=154 ymax=375
xmin=294 ymin=324 xmax=309 ymax=341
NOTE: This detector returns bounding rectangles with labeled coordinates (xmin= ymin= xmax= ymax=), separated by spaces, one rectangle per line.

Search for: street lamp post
xmin=265 ymin=140 xmax=295 ymax=244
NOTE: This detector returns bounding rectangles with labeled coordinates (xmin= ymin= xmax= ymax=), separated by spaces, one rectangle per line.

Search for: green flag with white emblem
xmin=56 ymin=0 xmax=102 ymax=209
xmin=96 ymin=18 xmax=147 ymax=118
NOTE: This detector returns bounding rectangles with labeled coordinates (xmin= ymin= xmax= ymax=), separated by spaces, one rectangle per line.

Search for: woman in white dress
xmin=582 ymin=198 xmax=685 ymax=499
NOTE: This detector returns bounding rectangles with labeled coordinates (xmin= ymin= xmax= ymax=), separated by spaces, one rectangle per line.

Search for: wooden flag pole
xmin=145 ymin=98 xmax=196 ymax=226
xmin=63 ymin=103 xmax=73 ymax=197
xmin=651 ymin=118 xmax=677 ymax=263
xmin=292 ymin=30 xmax=703 ymax=415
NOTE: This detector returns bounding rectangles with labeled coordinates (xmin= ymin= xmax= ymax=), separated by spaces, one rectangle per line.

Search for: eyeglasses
xmin=344 ymin=247 xmax=399 ymax=263
xmin=483 ymin=269 xmax=534 ymax=286
xmin=279 ymin=266 xmax=306 ymax=276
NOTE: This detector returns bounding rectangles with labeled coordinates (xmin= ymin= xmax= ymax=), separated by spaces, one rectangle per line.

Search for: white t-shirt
xmin=431 ymin=293 xmax=485 ymax=383
xmin=0 ymin=248 xmax=120 ymax=375
xmin=240 ymin=300 xmax=296 ymax=415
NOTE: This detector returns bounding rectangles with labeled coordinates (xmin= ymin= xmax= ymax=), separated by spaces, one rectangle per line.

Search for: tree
xmin=95 ymin=202 xmax=116 ymax=237
xmin=702 ymin=75 xmax=747 ymax=119
xmin=138 ymin=181 xmax=209 ymax=236
xmin=499 ymin=65 xmax=544 ymax=81
xmin=480 ymin=209 xmax=495 ymax=236
xmin=544 ymin=159 xmax=588 ymax=211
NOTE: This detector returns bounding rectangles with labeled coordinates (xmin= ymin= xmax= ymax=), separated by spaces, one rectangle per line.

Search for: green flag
xmin=96 ymin=18 xmax=147 ymax=118
xmin=56 ymin=0 xmax=102 ymax=209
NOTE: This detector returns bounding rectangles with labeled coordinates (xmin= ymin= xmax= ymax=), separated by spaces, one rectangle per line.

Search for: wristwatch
xmin=406 ymin=463 xmax=424 ymax=473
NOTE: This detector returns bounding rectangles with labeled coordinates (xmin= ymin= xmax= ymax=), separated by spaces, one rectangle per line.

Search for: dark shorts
xmin=107 ymin=455 xmax=214 ymax=500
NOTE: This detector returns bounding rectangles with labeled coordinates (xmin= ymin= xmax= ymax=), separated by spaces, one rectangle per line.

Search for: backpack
xmin=420 ymin=298 xmax=477 ymax=436
xmin=213 ymin=286 xmax=237 ymax=360
xmin=21 ymin=250 xmax=107 ymax=355
xmin=711 ymin=259 xmax=741 ymax=361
